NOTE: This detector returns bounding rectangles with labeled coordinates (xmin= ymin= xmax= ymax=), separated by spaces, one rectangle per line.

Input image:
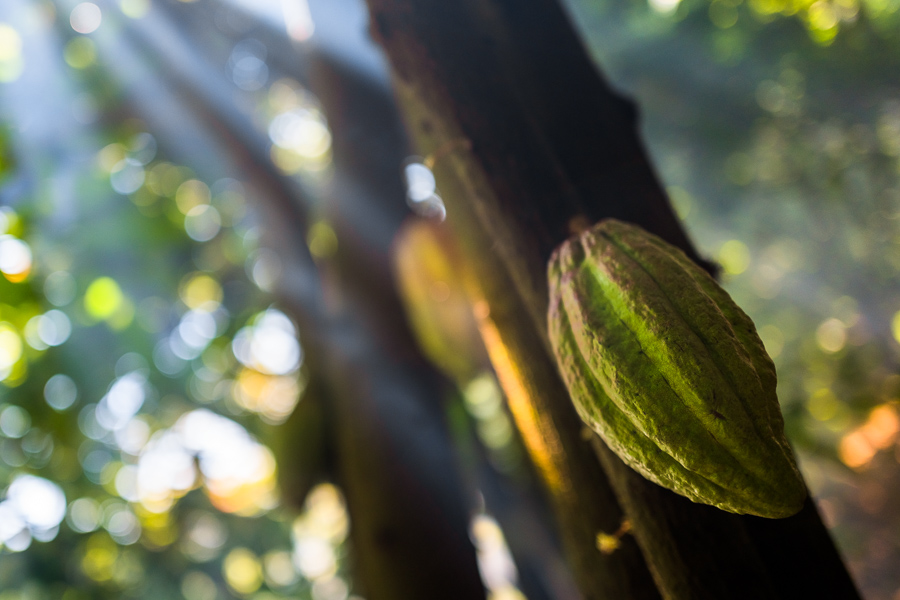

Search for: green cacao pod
xmin=548 ymin=219 xmax=806 ymax=518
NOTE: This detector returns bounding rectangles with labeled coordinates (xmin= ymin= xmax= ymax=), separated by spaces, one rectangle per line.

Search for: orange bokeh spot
xmin=838 ymin=404 xmax=900 ymax=470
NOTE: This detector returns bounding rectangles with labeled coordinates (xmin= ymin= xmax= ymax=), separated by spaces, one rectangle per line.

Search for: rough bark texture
xmin=363 ymin=0 xmax=862 ymax=598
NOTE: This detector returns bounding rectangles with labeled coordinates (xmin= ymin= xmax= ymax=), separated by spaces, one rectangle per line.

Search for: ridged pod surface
xmin=548 ymin=219 xmax=806 ymax=518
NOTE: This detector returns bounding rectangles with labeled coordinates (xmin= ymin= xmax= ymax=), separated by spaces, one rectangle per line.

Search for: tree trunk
xmin=362 ymin=0 xmax=862 ymax=598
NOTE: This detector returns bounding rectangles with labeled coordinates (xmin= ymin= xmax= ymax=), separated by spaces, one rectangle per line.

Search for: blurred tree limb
xmin=110 ymin=5 xmax=488 ymax=597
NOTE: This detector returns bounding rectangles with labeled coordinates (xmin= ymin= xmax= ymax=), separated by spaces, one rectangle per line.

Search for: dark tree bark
xmin=361 ymin=0 xmax=862 ymax=598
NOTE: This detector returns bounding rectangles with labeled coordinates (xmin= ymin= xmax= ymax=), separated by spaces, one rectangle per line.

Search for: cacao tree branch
xmin=418 ymin=128 xmax=661 ymax=599
xmin=362 ymin=0 xmax=861 ymax=598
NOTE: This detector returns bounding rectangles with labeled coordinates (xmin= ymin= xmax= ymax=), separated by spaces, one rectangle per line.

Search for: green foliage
xmin=0 ymin=6 xmax=352 ymax=598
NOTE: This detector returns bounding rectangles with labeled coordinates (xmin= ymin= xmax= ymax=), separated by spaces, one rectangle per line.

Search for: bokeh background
xmin=0 ymin=0 xmax=898 ymax=598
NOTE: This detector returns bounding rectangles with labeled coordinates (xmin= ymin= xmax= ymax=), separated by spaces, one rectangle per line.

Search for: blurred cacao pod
xmin=393 ymin=218 xmax=488 ymax=383
xmin=548 ymin=219 xmax=806 ymax=518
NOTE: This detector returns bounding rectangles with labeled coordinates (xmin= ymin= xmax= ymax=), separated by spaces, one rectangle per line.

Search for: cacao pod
xmin=548 ymin=219 xmax=806 ymax=518
xmin=393 ymin=218 xmax=489 ymax=383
